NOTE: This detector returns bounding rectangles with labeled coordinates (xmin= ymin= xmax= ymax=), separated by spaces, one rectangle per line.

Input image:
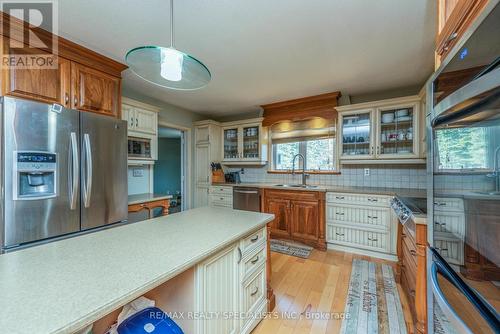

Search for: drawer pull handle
xmin=368 ymin=198 xmax=378 ymax=202
xmin=251 ymin=256 xmax=259 ymax=264
xmin=237 ymin=247 xmax=242 ymax=264
xmin=410 ymin=289 xmax=416 ymax=297
xmin=434 ymin=202 xmax=446 ymax=206
xmin=410 ymin=250 xmax=417 ymax=256
xmin=336 ymin=196 xmax=345 ymax=200
xmin=368 ymin=237 xmax=378 ymax=242
xmin=336 ymin=233 xmax=345 ymax=236
xmin=250 ymin=235 xmax=259 ymax=242
xmin=335 ymin=212 xmax=345 ymax=215
xmin=367 ymin=216 xmax=378 ymax=219
xmin=436 ymin=247 xmax=449 ymax=253
xmin=435 ymin=222 xmax=446 ymax=227
xmin=250 ymin=287 xmax=259 ymax=296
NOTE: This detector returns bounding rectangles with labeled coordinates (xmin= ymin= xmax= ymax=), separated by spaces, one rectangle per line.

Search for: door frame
xmin=157 ymin=121 xmax=192 ymax=211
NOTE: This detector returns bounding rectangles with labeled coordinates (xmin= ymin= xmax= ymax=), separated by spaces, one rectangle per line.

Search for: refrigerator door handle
xmin=69 ymin=132 xmax=79 ymax=210
xmin=83 ymin=133 xmax=93 ymax=208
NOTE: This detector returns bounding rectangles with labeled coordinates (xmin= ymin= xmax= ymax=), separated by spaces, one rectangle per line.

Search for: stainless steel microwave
xmin=128 ymin=137 xmax=152 ymax=159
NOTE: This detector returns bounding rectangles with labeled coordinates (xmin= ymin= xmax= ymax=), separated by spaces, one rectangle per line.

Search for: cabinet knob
xmin=410 ymin=250 xmax=417 ymax=256
xmin=73 ymin=96 xmax=78 ymax=106
xmin=65 ymin=93 xmax=70 ymax=105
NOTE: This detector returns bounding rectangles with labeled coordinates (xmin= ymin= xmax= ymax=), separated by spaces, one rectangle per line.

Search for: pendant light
xmin=125 ymin=0 xmax=211 ymax=90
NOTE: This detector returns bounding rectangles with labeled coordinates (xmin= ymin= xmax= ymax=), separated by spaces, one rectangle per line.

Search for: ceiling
xmin=58 ymin=0 xmax=436 ymax=116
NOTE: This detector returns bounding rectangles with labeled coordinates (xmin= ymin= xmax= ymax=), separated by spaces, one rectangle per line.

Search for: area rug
xmin=270 ymin=239 xmax=313 ymax=259
xmin=340 ymin=259 xmax=408 ymax=334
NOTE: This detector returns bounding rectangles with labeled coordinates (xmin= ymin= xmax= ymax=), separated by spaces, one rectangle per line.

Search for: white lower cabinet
xmin=209 ymin=186 xmax=234 ymax=208
xmin=326 ymin=192 xmax=397 ymax=260
xmin=195 ymin=227 xmax=267 ymax=334
xmin=433 ymin=197 xmax=465 ymax=265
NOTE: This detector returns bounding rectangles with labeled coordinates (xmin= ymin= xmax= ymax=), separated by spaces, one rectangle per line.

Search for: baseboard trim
xmin=327 ymin=243 xmax=398 ymax=262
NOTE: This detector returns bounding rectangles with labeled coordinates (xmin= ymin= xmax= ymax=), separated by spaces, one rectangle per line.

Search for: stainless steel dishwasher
xmin=233 ymin=187 xmax=261 ymax=212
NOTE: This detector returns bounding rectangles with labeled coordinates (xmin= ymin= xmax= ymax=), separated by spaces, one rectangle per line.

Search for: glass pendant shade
xmin=126 ymin=46 xmax=211 ymax=90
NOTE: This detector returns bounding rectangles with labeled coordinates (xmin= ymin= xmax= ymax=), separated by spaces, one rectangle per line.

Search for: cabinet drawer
xmin=241 ymin=264 xmax=266 ymax=316
xmin=327 ymin=224 xmax=390 ymax=253
xmin=434 ymin=212 xmax=465 ymax=239
xmin=326 ymin=192 xmax=391 ymax=207
xmin=434 ymin=237 xmax=464 ymax=265
xmin=433 ymin=197 xmax=464 ymax=212
xmin=209 ymin=186 xmax=233 ymax=196
xmin=327 ymin=205 xmax=390 ymax=230
xmin=402 ymin=238 xmax=417 ymax=273
xmin=241 ymin=228 xmax=266 ymax=254
xmin=242 ymin=245 xmax=266 ymax=279
xmin=401 ymin=266 xmax=416 ymax=301
xmin=209 ymin=194 xmax=233 ymax=208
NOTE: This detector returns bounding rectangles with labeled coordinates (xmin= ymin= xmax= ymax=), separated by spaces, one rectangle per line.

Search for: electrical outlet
xmin=364 ymin=168 xmax=370 ymax=176
xmin=133 ymin=168 xmax=144 ymax=177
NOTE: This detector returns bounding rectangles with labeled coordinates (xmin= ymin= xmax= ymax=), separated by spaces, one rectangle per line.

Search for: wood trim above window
xmin=261 ymin=91 xmax=341 ymax=127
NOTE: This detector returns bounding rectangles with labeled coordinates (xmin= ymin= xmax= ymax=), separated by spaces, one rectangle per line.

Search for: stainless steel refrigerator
xmin=0 ymin=96 xmax=128 ymax=251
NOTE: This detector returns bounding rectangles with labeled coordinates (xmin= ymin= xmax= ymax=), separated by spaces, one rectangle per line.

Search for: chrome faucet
xmin=292 ymin=153 xmax=308 ymax=186
xmin=487 ymin=146 xmax=500 ymax=192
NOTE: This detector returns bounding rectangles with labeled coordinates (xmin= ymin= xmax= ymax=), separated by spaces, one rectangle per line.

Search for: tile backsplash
xmin=226 ymin=165 xmax=428 ymax=189
xmin=226 ymin=165 xmax=496 ymax=192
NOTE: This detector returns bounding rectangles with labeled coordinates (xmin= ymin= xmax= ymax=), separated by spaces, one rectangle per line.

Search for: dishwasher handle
xmin=234 ymin=189 xmax=259 ymax=194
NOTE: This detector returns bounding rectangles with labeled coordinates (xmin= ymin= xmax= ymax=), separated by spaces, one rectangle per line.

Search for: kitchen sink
xmin=274 ymin=184 xmax=319 ymax=189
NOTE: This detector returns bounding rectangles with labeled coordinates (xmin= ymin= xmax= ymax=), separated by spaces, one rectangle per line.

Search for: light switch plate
xmin=133 ymin=168 xmax=144 ymax=177
xmin=364 ymin=168 xmax=370 ymax=176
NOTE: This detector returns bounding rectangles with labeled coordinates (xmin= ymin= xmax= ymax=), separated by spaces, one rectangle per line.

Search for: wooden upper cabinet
xmin=0 ymin=12 xmax=127 ymax=117
xmin=1 ymin=42 xmax=71 ymax=107
xmin=71 ymin=63 xmax=120 ymax=117
xmin=436 ymin=0 xmax=488 ymax=64
xmin=290 ymin=200 xmax=320 ymax=241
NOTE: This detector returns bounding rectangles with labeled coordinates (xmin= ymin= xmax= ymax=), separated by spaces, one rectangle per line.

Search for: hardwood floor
xmin=252 ymin=249 xmax=415 ymax=334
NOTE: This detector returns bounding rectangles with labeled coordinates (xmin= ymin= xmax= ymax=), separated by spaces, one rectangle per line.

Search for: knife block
xmin=212 ymin=170 xmax=225 ymax=183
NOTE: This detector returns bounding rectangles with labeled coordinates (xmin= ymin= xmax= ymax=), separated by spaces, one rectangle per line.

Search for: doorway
xmin=154 ymin=125 xmax=188 ymax=214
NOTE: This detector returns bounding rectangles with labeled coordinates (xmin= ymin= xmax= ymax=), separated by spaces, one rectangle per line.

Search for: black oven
xmin=429 ymin=2 xmax=500 ymax=333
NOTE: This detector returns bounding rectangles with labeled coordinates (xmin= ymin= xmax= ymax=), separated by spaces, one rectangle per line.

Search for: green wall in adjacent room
xmin=154 ymin=138 xmax=182 ymax=195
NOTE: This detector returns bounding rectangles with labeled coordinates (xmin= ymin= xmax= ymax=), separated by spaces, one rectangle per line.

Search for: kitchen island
xmin=0 ymin=207 xmax=274 ymax=334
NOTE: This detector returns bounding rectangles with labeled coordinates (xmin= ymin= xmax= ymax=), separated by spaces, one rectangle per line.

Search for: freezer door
xmin=2 ymin=97 xmax=80 ymax=248
xmin=80 ymin=112 xmax=127 ymax=230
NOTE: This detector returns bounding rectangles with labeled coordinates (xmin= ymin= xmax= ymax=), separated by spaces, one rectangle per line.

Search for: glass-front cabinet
xmin=221 ymin=120 xmax=267 ymax=165
xmin=223 ymin=128 xmax=239 ymax=160
xmin=338 ymin=96 xmax=422 ymax=162
xmin=376 ymin=102 xmax=419 ymax=159
xmin=339 ymin=109 xmax=374 ymax=160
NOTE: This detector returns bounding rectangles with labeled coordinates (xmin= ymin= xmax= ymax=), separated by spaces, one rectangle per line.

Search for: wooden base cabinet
xmin=195 ymin=227 xmax=267 ymax=334
xmin=263 ymin=189 xmax=326 ymax=250
xmin=397 ymin=222 xmax=427 ymax=334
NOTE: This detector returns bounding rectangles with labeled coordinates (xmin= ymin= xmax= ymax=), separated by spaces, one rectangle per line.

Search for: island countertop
xmin=0 ymin=207 xmax=274 ymax=334
xmin=128 ymin=193 xmax=173 ymax=205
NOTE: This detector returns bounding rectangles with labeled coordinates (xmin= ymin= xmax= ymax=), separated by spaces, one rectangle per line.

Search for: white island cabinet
xmin=0 ymin=207 xmax=273 ymax=334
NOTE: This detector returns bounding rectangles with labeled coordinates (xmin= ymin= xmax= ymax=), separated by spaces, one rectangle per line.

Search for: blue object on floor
xmin=117 ymin=307 xmax=184 ymax=334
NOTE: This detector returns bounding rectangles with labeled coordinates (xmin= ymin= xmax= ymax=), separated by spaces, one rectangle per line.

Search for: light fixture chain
xmin=170 ymin=0 xmax=175 ymax=48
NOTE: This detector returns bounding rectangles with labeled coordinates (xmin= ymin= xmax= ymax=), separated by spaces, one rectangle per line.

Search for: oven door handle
xmin=430 ymin=248 xmax=500 ymax=333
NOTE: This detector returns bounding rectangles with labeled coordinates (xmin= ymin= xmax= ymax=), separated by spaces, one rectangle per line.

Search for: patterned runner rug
xmin=270 ymin=239 xmax=313 ymax=258
xmin=340 ymin=259 xmax=408 ymax=334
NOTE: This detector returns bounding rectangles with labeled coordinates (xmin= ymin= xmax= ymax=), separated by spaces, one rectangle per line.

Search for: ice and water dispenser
xmin=13 ymin=151 xmax=57 ymax=200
